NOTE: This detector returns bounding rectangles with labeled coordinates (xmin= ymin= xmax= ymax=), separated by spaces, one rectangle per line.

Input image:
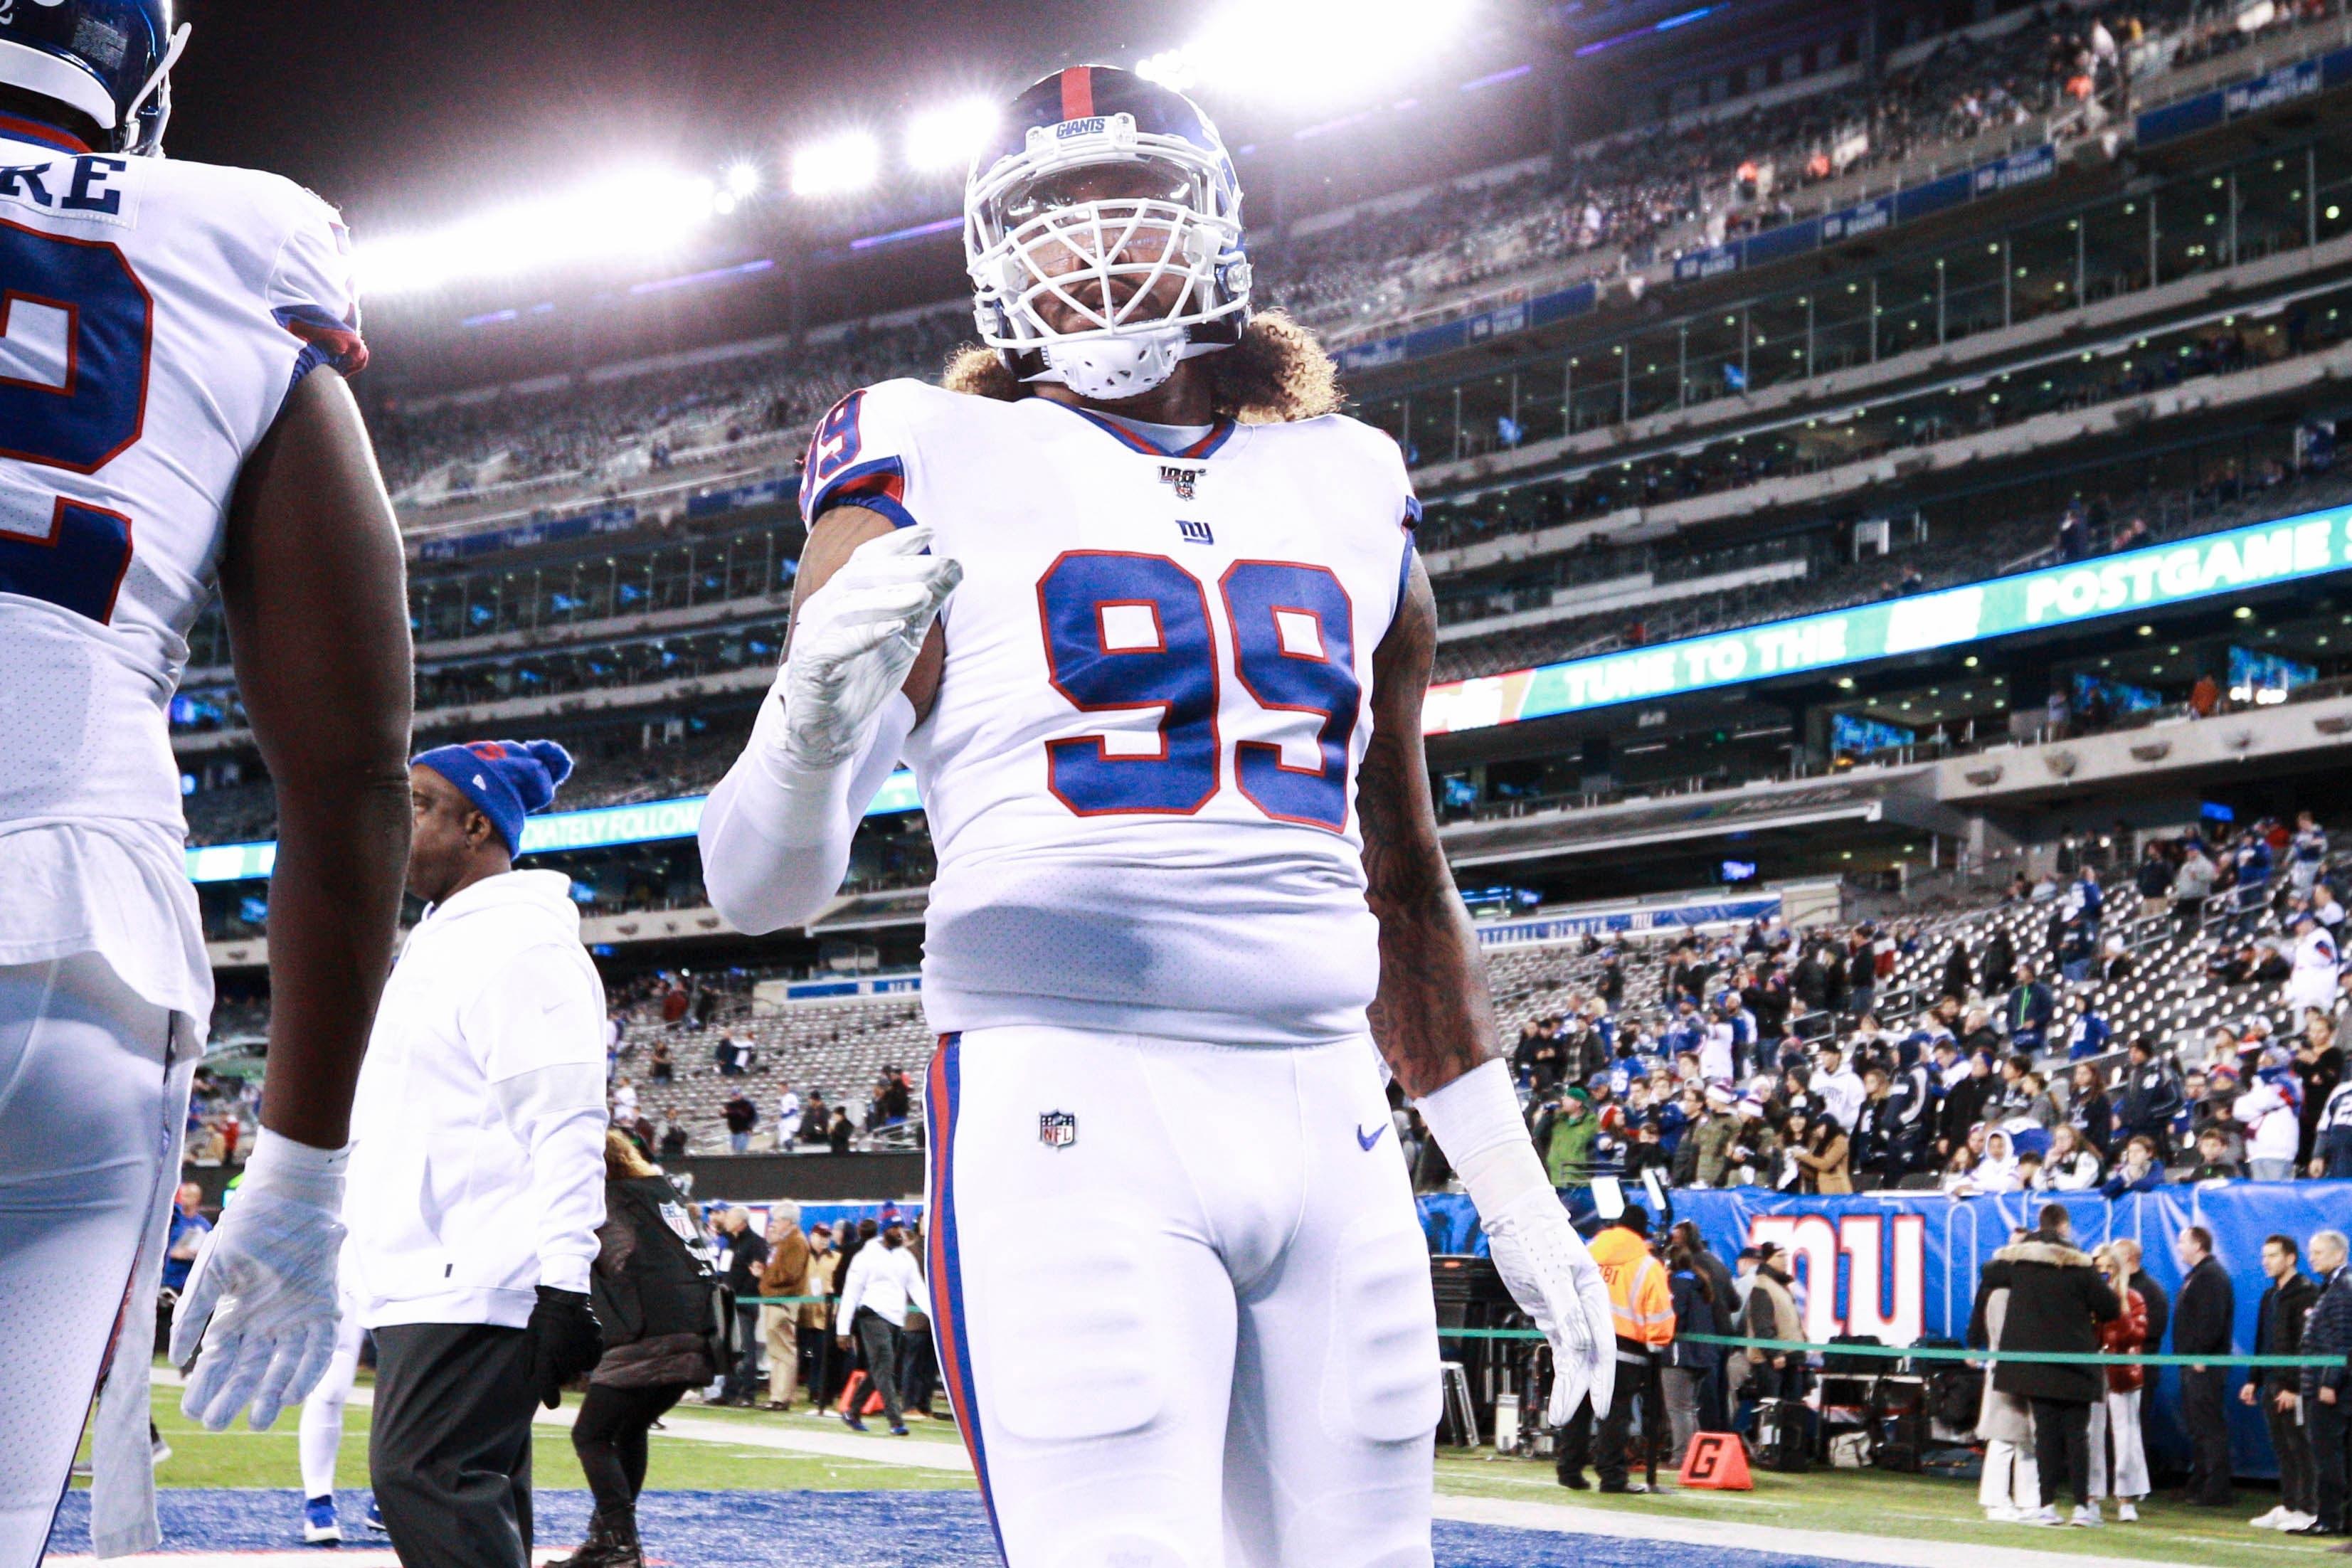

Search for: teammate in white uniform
xmin=0 ymin=6 xmax=413 ymax=1561
xmin=701 ymin=66 xmax=1614 ymax=1567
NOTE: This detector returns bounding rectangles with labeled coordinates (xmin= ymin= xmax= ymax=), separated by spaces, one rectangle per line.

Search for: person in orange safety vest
xmin=1557 ymin=1207 xmax=1675 ymax=1493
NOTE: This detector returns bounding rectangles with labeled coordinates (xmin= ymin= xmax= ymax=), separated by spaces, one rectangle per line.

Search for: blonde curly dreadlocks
xmin=940 ymin=309 xmax=1344 ymax=424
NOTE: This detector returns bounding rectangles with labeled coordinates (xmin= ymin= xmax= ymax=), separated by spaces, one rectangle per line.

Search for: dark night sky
xmin=164 ymin=1 xmax=1204 ymax=231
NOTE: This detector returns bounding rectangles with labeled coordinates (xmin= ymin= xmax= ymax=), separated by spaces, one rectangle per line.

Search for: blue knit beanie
xmin=413 ymin=738 xmax=575 ymax=857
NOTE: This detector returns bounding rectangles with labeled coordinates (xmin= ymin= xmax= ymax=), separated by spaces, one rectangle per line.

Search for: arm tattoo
xmin=1359 ymin=556 xmax=1499 ymax=1098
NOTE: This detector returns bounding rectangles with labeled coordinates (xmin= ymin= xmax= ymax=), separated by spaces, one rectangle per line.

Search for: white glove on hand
xmin=776 ymin=526 xmax=962 ymax=770
xmin=169 ymin=1130 xmax=348 ymax=1431
xmin=1482 ymin=1183 xmax=1617 ymax=1425
xmin=1415 ymin=1059 xmax=1616 ymax=1426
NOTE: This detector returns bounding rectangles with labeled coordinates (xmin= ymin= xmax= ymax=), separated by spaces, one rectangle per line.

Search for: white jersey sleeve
xmin=261 ymin=190 xmax=370 ymax=401
xmin=798 ymin=379 xmax=936 ymax=531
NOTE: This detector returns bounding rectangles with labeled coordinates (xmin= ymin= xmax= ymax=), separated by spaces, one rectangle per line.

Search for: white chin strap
xmin=1034 ymin=327 xmax=1187 ymax=401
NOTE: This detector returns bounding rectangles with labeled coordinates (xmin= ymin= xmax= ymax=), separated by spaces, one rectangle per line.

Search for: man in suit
xmin=2173 ymin=1226 xmax=2237 ymax=1507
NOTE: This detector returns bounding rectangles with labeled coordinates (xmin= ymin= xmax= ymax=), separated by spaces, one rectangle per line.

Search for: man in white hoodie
xmin=345 ymin=740 xmax=610 ymax=1568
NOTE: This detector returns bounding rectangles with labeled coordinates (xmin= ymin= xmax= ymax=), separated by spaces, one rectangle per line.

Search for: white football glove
xmin=1481 ymin=1183 xmax=1618 ymax=1424
xmin=169 ymin=1130 xmax=347 ymax=1431
xmin=1416 ymin=1059 xmax=1616 ymax=1426
xmin=777 ymin=526 xmax=962 ymax=770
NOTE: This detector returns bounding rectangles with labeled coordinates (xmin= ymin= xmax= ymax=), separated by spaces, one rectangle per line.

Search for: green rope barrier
xmin=1436 ymin=1328 xmax=2340 ymax=1367
xmin=739 ymin=1296 xmax=833 ymax=1305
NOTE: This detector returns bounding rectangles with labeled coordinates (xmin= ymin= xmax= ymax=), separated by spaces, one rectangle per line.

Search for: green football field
xmin=94 ymin=1373 xmax=2313 ymax=1568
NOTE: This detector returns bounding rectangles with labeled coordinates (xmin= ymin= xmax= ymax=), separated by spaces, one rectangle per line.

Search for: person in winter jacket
xmin=1968 ymin=1233 xmax=2040 ymax=1521
xmin=550 ymin=1133 xmax=719 ymax=1568
xmin=756 ymin=1204 xmax=813 ymax=1409
xmin=2004 ymin=963 xmax=2056 ymax=1054
xmin=1557 ymin=1209 xmax=1674 ymax=1494
xmin=1970 ymin=1204 xmax=2120 ymax=1525
xmin=2037 ymin=1125 xmax=2104 ymax=1191
xmin=2066 ymin=1063 xmax=2116 ymax=1158
xmin=1739 ymin=1244 xmax=1806 ymax=1402
xmin=2098 ymin=1135 xmax=2163 ymax=1198
xmin=2316 ymin=1079 xmax=2352 ymax=1180
xmin=2298 ymin=1231 xmax=2352 ymax=1537
xmin=2116 ymin=1039 xmax=2183 ymax=1156
xmin=2246 ymin=1236 xmax=2322 ymax=1530
xmin=1533 ymin=1088 xmax=1599 ymax=1192
xmin=1660 ymin=1239 xmax=1722 ymax=1464
xmin=2086 ymin=1245 xmax=2150 ymax=1520
xmin=350 ymin=740 xmax=610 ymax=1568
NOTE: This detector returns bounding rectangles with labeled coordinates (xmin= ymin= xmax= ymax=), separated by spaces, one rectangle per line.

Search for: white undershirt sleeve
xmin=700 ymin=690 xmax=916 ymax=934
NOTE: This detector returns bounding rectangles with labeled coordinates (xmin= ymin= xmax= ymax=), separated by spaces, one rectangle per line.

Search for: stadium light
xmin=1140 ymin=0 xmax=1474 ymax=106
xmin=714 ymin=160 xmax=763 ymax=216
xmin=792 ymin=131 xmax=881 ymax=197
xmin=906 ymin=97 xmax=1000 ymax=174
xmin=356 ymin=166 xmax=720 ymax=298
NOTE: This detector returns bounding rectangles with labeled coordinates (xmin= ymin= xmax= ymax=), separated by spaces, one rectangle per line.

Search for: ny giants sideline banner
xmin=1421 ymin=1182 xmax=2351 ymax=1478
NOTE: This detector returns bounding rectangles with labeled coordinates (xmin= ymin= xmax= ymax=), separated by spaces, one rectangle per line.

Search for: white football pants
xmin=0 ymin=955 xmax=184 ymax=1568
xmin=923 ymin=1027 xmax=1440 ymax=1568
xmin=298 ymin=1298 xmax=366 ymax=1500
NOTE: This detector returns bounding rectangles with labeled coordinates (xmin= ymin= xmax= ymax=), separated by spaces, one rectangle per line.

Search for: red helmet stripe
xmin=1059 ymin=65 xmax=1095 ymax=120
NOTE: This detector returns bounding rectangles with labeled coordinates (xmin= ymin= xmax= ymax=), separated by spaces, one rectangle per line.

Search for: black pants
xmin=896 ymin=1320 xmax=938 ymax=1415
xmin=1592 ymin=1363 xmax=1646 ymax=1488
xmin=726 ymin=1304 xmax=762 ymax=1402
xmin=571 ymin=1382 xmax=690 ymax=1517
xmin=2181 ymin=1368 xmax=2233 ymax=1503
xmin=2313 ymin=1396 xmax=2351 ymax=1530
xmin=2261 ymin=1391 xmax=2315 ymax=1517
xmin=854 ymin=1308 xmax=904 ymax=1425
xmin=371 ymin=1323 xmax=539 ymax=1568
xmin=798 ymin=1323 xmax=834 ymax=1408
xmin=2030 ymin=1397 xmax=2092 ymax=1510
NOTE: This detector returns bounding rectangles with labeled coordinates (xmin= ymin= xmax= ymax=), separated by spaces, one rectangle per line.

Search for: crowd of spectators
xmin=1444 ymin=821 xmax=2350 ymax=1209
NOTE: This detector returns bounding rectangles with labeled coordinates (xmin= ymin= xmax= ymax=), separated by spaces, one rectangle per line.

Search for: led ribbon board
xmin=186 ymin=507 xmax=2352 ymax=884
xmin=1421 ymin=506 xmax=2352 ymax=735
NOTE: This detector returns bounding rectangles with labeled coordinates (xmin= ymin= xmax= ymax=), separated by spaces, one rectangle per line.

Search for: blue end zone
xmin=51 ymin=1489 xmax=1870 ymax=1568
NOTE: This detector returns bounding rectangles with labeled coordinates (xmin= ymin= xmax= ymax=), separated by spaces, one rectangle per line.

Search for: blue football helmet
xmin=0 ymin=0 xmax=190 ymax=156
xmin=964 ymin=65 xmax=1252 ymax=401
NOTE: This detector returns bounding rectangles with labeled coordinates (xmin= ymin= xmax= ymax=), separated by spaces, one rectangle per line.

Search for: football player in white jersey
xmin=0 ymin=5 xmax=413 ymax=1561
xmin=701 ymin=66 xmax=1612 ymax=1567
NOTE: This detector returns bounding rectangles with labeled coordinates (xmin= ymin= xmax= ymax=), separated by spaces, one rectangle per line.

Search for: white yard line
xmin=1434 ymin=1494 xmax=2220 ymax=1568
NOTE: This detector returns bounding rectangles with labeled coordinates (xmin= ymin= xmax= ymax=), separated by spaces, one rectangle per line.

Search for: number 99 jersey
xmin=802 ymin=379 xmax=1419 ymax=1048
xmin=0 ymin=125 xmax=366 ymax=1026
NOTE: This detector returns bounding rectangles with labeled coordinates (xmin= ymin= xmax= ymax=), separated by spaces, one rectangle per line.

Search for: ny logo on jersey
xmin=1038 ymin=1111 xmax=1078 ymax=1149
xmin=1175 ymin=518 xmax=1214 ymax=546
xmin=1158 ymin=464 xmax=1199 ymax=501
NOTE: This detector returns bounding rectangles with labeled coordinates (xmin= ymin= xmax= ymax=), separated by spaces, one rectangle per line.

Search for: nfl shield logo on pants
xmin=1038 ymin=1111 xmax=1078 ymax=1149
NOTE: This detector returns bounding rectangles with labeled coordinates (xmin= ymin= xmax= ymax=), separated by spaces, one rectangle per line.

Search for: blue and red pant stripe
xmin=926 ymin=1032 xmax=1005 ymax=1557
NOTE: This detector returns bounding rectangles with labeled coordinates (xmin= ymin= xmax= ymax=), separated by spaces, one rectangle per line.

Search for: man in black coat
xmin=716 ymin=1207 xmax=768 ymax=1406
xmin=2173 ymin=1225 xmax=2238 ymax=1507
xmin=2298 ymin=1230 xmax=2352 ymax=1538
xmin=1971 ymin=1203 xmax=2121 ymax=1525
xmin=2246 ymin=1235 xmax=2322 ymax=1529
